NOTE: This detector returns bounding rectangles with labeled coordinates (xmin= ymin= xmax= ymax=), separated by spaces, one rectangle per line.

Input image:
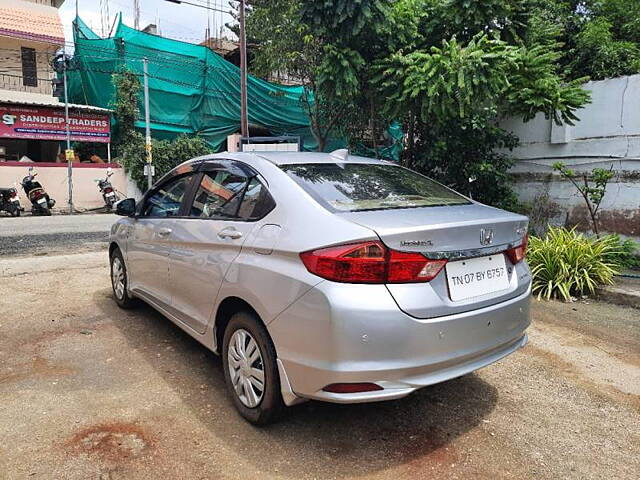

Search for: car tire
xmin=110 ymin=248 xmax=136 ymax=309
xmin=222 ymin=311 xmax=284 ymax=425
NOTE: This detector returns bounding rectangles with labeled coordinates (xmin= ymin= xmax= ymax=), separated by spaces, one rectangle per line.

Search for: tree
xmin=244 ymin=0 xmax=393 ymax=152
xmin=300 ymin=0 xmax=396 ymax=154
xmin=372 ymin=2 xmax=589 ymax=208
xmin=552 ymin=162 xmax=615 ymax=236
xmin=111 ymin=70 xmax=140 ymax=156
xmin=243 ymin=0 xmax=593 ymax=208
xmin=569 ymin=17 xmax=640 ymax=80
xmin=529 ymin=0 xmax=640 ymax=81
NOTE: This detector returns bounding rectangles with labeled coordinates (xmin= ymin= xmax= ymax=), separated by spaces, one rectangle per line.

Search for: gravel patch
xmin=0 ymin=251 xmax=638 ymax=479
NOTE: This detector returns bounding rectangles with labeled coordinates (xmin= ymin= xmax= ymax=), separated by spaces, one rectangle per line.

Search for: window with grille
xmin=21 ymin=47 xmax=38 ymax=87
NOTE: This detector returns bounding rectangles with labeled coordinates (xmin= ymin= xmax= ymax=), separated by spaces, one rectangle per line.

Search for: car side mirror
xmin=115 ymin=198 xmax=136 ymax=216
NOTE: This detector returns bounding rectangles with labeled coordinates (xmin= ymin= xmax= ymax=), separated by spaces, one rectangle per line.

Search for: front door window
xmin=141 ymin=175 xmax=193 ymax=217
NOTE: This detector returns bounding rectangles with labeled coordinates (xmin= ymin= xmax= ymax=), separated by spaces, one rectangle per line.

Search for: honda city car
xmin=109 ymin=151 xmax=531 ymax=424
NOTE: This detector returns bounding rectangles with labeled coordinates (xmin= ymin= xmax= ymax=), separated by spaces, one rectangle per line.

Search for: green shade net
xmin=68 ymin=15 xmax=401 ymax=159
xmin=68 ymin=14 xmax=317 ymax=151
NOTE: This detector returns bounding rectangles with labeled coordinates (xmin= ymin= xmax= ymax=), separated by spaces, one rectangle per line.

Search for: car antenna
xmin=329 ymin=149 xmax=349 ymax=162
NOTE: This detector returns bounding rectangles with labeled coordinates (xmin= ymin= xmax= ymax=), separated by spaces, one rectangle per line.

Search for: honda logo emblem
xmin=480 ymin=228 xmax=494 ymax=246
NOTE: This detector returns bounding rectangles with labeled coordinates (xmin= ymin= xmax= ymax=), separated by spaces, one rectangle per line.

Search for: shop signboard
xmin=0 ymin=104 xmax=110 ymax=143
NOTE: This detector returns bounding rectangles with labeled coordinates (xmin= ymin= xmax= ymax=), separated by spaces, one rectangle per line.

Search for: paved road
xmin=0 ymin=213 xmax=116 ymax=256
xmin=0 ymin=251 xmax=638 ymax=479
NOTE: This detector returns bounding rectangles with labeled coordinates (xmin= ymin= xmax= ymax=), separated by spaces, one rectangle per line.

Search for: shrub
xmin=118 ymin=133 xmax=212 ymax=192
xmin=528 ymin=227 xmax=621 ymax=301
xmin=603 ymin=234 xmax=640 ymax=270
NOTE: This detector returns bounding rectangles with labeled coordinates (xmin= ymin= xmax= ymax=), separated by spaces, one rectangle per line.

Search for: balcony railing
xmin=0 ymin=73 xmax=55 ymax=96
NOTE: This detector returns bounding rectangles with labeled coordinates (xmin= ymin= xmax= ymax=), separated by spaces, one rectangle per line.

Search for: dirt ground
xmin=0 ymin=251 xmax=638 ymax=480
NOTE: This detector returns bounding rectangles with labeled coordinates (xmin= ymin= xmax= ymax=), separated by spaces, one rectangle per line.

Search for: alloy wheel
xmin=227 ymin=329 xmax=265 ymax=408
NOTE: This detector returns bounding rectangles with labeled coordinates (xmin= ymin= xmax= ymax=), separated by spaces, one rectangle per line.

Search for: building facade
xmin=0 ymin=0 xmax=130 ymax=211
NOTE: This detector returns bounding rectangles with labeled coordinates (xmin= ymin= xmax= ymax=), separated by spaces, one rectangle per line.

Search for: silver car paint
xmin=168 ymin=218 xmax=256 ymax=334
xmin=110 ymin=152 xmax=531 ymax=406
xmin=342 ymin=204 xmax=531 ymax=318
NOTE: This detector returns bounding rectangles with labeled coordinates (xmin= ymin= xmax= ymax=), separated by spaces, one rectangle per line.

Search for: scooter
xmin=0 ymin=184 xmax=23 ymax=217
xmin=95 ymin=167 xmax=119 ymax=209
xmin=21 ymin=167 xmax=55 ymax=216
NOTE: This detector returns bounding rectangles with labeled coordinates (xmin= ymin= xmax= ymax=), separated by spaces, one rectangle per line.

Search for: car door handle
xmin=218 ymin=229 xmax=242 ymax=240
xmin=157 ymin=227 xmax=172 ymax=237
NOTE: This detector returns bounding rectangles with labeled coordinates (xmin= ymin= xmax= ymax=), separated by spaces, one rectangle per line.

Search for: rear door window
xmin=281 ymin=163 xmax=470 ymax=212
xmin=236 ymin=177 xmax=276 ymax=220
xmin=189 ymin=168 xmax=275 ymax=220
xmin=190 ymin=170 xmax=248 ymax=218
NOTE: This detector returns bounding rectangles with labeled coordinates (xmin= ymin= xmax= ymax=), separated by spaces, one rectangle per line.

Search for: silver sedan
xmin=109 ymin=151 xmax=531 ymax=424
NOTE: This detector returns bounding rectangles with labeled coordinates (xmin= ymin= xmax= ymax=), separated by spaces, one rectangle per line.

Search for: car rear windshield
xmin=281 ymin=163 xmax=470 ymax=212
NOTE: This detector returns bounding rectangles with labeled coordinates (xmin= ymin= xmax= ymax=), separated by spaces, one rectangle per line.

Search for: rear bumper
xmin=270 ymin=284 xmax=531 ymax=405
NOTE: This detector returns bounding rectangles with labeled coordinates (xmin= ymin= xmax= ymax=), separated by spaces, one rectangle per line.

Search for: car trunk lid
xmin=339 ymin=203 xmax=530 ymax=318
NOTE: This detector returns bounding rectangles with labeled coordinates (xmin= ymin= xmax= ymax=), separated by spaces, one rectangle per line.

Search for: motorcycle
xmin=21 ymin=167 xmax=55 ymax=216
xmin=0 ymin=184 xmax=23 ymax=217
xmin=95 ymin=167 xmax=119 ymax=209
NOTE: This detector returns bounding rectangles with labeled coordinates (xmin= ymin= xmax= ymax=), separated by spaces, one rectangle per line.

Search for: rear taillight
xmin=9 ymin=190 xmax=17 ymax=198
xmin=505 ymin=235 xmax=528 ymax=264
xmin=104 ymin=187 xmax=113 ymax=193
xmin=299 ymin=241 xmax=447 ymax=284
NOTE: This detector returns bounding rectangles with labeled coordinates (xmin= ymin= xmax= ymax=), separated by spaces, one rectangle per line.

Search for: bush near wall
xmin=527 ymin=227 xmax=622 ymax=301
xmin=118 ymin=133 xmax=212 ymax=192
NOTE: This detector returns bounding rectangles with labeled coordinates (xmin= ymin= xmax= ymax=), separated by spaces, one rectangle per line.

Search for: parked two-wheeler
xmin=0 ymin=184 xmax=23 ymax=217
xmin=21 ymin=167 xmax=55 ymax=216
xmin=95 ymin=167 xmax=119 ymax=209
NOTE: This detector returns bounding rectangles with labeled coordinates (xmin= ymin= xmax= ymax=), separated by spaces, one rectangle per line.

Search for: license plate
xmin=37 ymin=198 xmax=47 ymax=205
xmin=446 ymin=254 xmax=510 ymax=302
xmin=11 ymin=198 xmax=19 ymax=203
xmin=105 ymin=192 xmax=115 ymax=197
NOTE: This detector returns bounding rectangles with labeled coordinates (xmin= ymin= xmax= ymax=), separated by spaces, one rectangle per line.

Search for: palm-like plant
xmin=528 ymin=227 xmax=621 ymax=301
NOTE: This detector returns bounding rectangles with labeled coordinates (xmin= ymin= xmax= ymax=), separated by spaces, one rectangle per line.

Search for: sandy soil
xmin=0 ymin=251 xmax=638 ymax=480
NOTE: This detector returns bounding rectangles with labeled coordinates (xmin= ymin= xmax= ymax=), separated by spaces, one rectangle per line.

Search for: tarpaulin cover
xmin=68 ymin=15 xmax=320 ymax=151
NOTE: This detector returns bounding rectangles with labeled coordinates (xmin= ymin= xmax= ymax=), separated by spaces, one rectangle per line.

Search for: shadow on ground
xmin=94 ymin=288 xmax=498 ymax=478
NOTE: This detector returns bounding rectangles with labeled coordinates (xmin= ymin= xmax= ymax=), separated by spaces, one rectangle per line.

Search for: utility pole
xmin=52 ymin=50 xmax=74 ymax=213
xmin=143 ymin=57 xmax=153 ymax=190
xmin=206 ymin=0 xmax=211 ymax=42
xmin=134 ymin=0 xmax=140 ymax=30
xmin=239 ymin=0 xmax=248 ymax=137
xmin=63 ymin=59 xmax=74 ymax=213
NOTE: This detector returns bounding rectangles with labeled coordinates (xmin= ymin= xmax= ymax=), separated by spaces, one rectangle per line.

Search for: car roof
xmin=194 ymin=151 xmax=392 ymax=167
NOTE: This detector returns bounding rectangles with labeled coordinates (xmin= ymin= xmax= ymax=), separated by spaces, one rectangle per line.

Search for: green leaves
xmin=317 ymin=45 xmax=365 ymax=101
xmin=118 ymin=133 xmax=211 ymax=192
xmin=528 ymin=227 xmax=621 ymax=301
xmin=505 ymin=43 xmax=591 ymax=125
xmin=375 ymin=32 xmax=590 ymax=126
xmin=405 ymin=118 xmax=520 ymax=209
xmin=111 ymin=70 xmax=141 ymax=155
xmin=376 ymin=34 xmax=513 ymax=122
xmin=442 ymin=0 xmax=531 ymax=43
xmin=300 ymin=0 xmax=390 ymax=38
xmin=553 ymin=162 xmax=614 ymax=235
